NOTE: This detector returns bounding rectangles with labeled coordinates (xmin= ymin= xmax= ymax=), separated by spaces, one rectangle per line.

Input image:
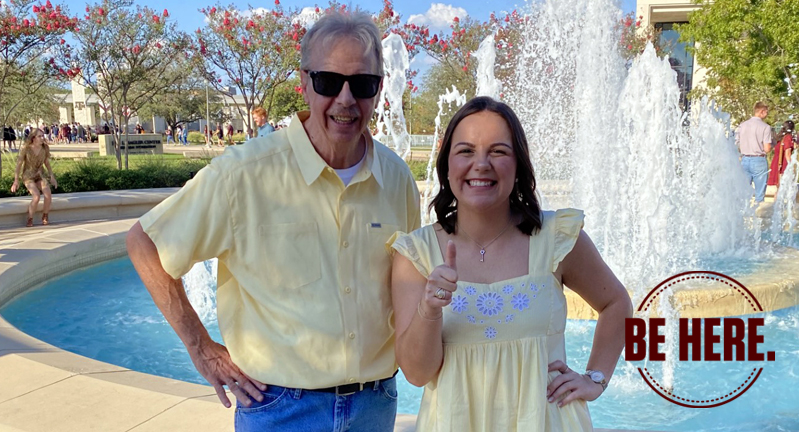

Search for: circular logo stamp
xmin=625 ymin=271 xmax=775 ymax=408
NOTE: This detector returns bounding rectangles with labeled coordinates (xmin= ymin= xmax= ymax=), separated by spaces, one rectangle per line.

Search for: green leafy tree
xmin=136 ymin=66 xmax=223 ymax=139
xmin=194 ymin=2 xmax=305 ymax=133
xmin=268 ymin=77 xmax=306 ymax=123
xmin=54 ymin=0 xmax=190 ymax=169
xmin=0 ymin=62 xmax=60 ymax=127
xmin=678 ymin=0 xmax=799 ymax=123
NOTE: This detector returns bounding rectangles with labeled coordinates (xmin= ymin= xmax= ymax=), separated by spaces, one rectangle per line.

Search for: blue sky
xmin=56 ymin=0 xmax=637 ymax=37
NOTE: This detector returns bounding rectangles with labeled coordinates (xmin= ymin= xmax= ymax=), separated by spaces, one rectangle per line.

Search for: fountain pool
xmin=2 ymin=257 xmax=798 ymax=432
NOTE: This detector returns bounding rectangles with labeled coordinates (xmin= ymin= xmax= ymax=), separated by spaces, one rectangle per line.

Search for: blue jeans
xmin=741 ymin=156 xmax=769 ymax=203
xmin=234 ymin=377 xmax=398 ymax=432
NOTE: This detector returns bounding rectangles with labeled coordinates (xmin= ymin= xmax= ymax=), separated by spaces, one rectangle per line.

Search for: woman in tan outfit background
xmin=10 ymin=128 xmax=57 ymax=227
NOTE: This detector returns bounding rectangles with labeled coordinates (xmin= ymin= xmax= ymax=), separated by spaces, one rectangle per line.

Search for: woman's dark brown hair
xmin=777 ymin=120 xmax=795 ymax=143
xmin=430 ymin=96 xmax=542 ymax=235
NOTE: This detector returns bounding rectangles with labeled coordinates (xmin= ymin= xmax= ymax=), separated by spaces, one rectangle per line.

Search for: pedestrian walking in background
xmin=767 ymin=120 xmax=794 ymax=191
xmin=736 ymin=101 xmax=773 ymax=205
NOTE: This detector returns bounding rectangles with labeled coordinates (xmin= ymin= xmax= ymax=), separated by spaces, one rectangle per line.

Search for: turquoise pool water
xmin=2 ymin=257 xmax=797 ymax=431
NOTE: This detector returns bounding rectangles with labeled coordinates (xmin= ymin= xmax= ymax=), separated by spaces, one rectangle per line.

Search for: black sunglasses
xmin=306 ymin=70 xmax=382 ymax=99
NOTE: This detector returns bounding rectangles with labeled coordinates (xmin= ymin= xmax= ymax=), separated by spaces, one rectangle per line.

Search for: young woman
xmin=767 ymin=120 xmax=794 ymax=189
xmin=391 ymin=97 xmax=631 ymax=431
xmin=11 ymin=128 xmax=57 ymax=227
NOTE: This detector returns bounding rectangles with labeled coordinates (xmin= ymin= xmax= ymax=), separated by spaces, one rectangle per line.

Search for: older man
xmin=736 ymin=101 xmax=773 ymax=204
xmin=126 ymin=11 xmax=420 ymax=432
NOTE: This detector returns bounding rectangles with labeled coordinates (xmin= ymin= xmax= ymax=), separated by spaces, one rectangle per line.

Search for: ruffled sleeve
xmin=551 ymin=208 xmax=585 ymax=272
xmin=388 ymin=230 xmax=432 ymax=278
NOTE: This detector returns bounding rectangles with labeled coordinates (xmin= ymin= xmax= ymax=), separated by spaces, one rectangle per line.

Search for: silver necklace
xmin=457 ymin=221 xmax=514 ymax=262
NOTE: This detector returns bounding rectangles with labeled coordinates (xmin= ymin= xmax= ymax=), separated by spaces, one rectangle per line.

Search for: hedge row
xmin=0 ymin=156 xmax=211 ymax=198
xmin=0 ymin=155 xmax=431 ymax=199
xmin=187 ymin=131 xmax=248 ymax=144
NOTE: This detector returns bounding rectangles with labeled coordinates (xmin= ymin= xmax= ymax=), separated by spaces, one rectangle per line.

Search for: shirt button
xmin=342 ymin=241 xmax=349 ymax=248
xmin=344 ymin=286 xmax=352 ymax=294
xmin=349 ymin=378 xmax=356 ymax=383
xmin=349 ymin=332 xmax=355 ymax=339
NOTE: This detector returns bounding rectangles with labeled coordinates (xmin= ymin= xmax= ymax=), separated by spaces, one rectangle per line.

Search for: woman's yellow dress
xmin=391 ymin=208 xmax=593 ymax=432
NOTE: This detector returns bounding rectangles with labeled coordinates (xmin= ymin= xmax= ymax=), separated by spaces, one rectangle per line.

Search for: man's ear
xmin=374 ymin=78 xmax=384 ymax=110
xmin=300 ymin=70 xmax=310 ymax=105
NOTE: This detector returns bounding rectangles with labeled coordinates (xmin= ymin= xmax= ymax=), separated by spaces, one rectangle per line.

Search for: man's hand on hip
xmin=189 ymin=339 xmax=268 ymax=408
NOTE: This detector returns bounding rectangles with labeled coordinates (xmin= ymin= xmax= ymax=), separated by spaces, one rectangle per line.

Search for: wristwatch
xmin=585 ymin=369 xmax=608 ymax=391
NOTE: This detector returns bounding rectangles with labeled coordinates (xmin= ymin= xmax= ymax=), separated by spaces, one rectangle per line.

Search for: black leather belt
xmin=313 ymin=370 xmax=398 ymax=396
xmin=742 ymin=154 xmax=766 ymax=157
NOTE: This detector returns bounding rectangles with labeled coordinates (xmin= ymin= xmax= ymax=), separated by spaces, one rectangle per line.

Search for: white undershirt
xmin=334 ymin=152 xmax=366 ymax=186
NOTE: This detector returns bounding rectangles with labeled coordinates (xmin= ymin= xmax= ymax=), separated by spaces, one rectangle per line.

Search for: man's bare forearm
xmin=126 ymin=222 xmax=210 ymax=352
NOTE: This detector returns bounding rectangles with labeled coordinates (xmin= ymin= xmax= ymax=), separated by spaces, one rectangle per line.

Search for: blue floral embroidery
xmin=511 ymin=293 xmax=531 ymax=311
xmin=467 ymin=315 xmax=476 ymax=323
xmin=476 ymin=292 xmax=504 ymax=316
xmin=464 ymin=286 xmax=477 ymax=296
xmin=506 ymin=314 xmax=514 ymax=322
xmin=503 ymin=284 xmax=514 ymax=294
xmin=530 ymin=283 xmax=538 ymax=292
xmin=485 ymin=327 xmax=497 ymax=339
xmin=451 ymin=296 xmax=469 ymax=314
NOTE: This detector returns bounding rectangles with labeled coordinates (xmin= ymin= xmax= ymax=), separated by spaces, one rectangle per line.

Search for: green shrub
xmin=232 ymin=132 xmax=247 ymax=143
xmin=0 ymin=155 xmax=211 ymax=197
xmin=407 ymin=160 xmax=430 ymax=181
xmin=57 ymin=157 xmax=116 ymax=193
xmin=187 ymin=131 xmax=206 ymax=144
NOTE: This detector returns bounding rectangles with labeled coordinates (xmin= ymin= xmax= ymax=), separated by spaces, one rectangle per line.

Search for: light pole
xmin=206 ymin=81 xmax=211 ymax=146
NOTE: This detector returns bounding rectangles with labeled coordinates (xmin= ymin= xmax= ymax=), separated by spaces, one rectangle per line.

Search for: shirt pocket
xmin=258 ymin=222 xmax=322 ymax=289
xmin=367 ymin=223 xmax=400 ymax=284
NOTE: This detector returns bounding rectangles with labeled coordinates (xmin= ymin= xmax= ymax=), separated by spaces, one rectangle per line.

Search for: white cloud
xmin=407 ymin=3 xmax=468 ymax=30
xmin=203 ymin=8 xmax=270 ymax=23
xmin=241 ymin=8 xmax=270 ymax=19
xmin=293 ymin=7 xmax=319 ymax=29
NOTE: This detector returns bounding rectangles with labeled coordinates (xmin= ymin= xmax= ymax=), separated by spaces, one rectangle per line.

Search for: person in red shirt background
xmin=767 ymin=120 xmax=794 ymax=190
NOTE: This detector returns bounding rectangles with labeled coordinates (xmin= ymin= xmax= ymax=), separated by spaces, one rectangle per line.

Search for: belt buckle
xmin=335 ymin=382 xmax=364 ymax=396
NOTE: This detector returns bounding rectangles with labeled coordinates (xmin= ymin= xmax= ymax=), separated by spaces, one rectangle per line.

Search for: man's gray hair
xmin=300 ymin=10 xmax=384 ymax=76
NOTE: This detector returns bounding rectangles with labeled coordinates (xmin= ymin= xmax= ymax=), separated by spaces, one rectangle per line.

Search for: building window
xmin=655 ymin=22 xmax=694 ymax=110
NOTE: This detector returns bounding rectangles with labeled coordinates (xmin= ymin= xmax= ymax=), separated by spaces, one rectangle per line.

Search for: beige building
xmin=636 ymin=0 xmax=709 ymax=108
xmin=56 ymin=81 xmax=254 ymax=134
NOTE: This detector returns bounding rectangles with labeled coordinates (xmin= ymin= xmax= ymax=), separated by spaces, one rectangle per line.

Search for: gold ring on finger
xmin=435 ymin=288 xmax=446 ymax=299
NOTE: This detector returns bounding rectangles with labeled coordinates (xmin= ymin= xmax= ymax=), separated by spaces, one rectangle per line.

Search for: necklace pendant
xmin=480 ymin=249 xmax=486 ymax=262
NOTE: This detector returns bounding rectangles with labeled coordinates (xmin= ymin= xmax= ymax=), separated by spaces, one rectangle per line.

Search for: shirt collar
xmin=288 ymin=111 xmax=384 ymax=188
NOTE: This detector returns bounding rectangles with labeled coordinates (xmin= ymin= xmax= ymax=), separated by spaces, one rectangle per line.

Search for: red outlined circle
xmin=634 ymin=271 xmax=764 ymax=408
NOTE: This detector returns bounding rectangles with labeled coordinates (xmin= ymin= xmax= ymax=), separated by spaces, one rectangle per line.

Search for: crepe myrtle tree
xmin=402 ymin=10 xmax=526 ymax=102
xmin=51 ymin=0 xmax=190 ymax=169
xmin=194 ymin=1 xmax=305 ymax=133
xmin=0 ymin=0 xmax=76 ymax=176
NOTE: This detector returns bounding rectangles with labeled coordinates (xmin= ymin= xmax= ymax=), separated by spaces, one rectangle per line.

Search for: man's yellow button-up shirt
xmin=140 ymin=112 xmax=421 ymax=388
